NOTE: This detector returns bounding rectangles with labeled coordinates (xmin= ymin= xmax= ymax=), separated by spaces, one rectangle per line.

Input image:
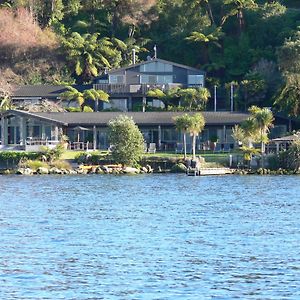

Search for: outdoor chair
xmin=108 ymin=144 xmax=115 ymax=152
xmin=148 ymin=143 xmax=156 ymax=154
xmin=214 ymin=143 xmax=222 ymax=153
xmin=223 ymin=143 xmax=231 ymax=152
xmin=144 ymin=142 xmax=148 ymax=153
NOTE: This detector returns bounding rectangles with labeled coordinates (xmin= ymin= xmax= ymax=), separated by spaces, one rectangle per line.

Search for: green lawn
xmin=61 ymin=150 xmax=107 ymax=160
xmin=61 ymin=149 xmax=239 ymax=167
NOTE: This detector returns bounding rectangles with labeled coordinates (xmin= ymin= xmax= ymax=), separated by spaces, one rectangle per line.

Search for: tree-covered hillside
xmin=1 ymin=0 xmax=300 ymax=114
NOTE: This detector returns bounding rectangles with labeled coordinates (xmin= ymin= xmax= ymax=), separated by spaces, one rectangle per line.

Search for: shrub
xmin=83 ymin=106 xmax=93 ymax=112
xmin=279 ymin=140 xmax=300 ymax=171
xmin=66 ymin=107 xmax=81 ymax=112
xmin=108 ymin=115 xmax=144 ymax=166
xmin=0 ymin=151 xmax=40 ymax=163
xmin=22 ymin=160 xmax=49 ymax=171
xmin=40 ymin=144 xmax=65 ymax=162
xmin=51 ymin=160 xmax=72 ymax=170
xmin=170 ymin=163 xmax=187 ymax=173
xmin=267 ymin=154 xmax=280 ymax=170
xmin=75 ymin=152 xmax=108 ymax=164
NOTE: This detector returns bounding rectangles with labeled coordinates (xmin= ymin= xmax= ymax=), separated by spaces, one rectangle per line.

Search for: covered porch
xmin=268 ymin=133 xmax=300 ymax=154
xmin=0 ymin=112 xmax=64 ymax=151
xmin=0 ymin=110 xmax=250 ymax=152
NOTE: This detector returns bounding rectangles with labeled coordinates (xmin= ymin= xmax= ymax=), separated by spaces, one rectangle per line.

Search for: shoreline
xmin=0 ymin=165 xmax=299 ymax=176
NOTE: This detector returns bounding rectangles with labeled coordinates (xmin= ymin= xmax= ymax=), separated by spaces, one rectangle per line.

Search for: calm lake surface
xmin=0 ymin=174 xmax=300 ymax=299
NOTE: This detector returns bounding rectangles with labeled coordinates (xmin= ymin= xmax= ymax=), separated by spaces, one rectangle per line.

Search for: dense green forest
xmin=1 ymin=0 xmax=300 ymax=114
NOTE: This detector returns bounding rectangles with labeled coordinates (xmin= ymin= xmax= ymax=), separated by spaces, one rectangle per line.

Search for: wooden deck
xmin=187 ymin=167 xmax=235 ymax=176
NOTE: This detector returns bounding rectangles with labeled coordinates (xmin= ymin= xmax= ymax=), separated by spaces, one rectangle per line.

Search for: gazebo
xmin=269 ymin=133 xmax=300 ymax=154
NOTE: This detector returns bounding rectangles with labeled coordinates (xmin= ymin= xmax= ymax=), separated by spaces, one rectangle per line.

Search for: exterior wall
xmin=0 ymin=114 xmax=61 ymax=149
xmin=107 ymin=61 xmax=205 ymax=87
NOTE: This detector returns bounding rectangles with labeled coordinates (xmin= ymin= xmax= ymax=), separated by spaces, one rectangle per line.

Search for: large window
xmin=162 ymin=129 xmax=177 ymax=142
xmin=109 ymin=75 xmax=125 ymax=84
xmin=188 ymin=75 xmax=204 ymax=86
xmin=140 ymin=62 xmax=173 ymax=72
xmin=140 ymin=75 xmax=173 ymax=84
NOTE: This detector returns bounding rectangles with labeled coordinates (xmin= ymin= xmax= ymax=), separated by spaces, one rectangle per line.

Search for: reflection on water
xmin=0 ymin=174 xmax=300 ymax=299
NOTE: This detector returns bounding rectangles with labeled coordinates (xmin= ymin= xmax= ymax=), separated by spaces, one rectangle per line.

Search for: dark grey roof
xmin=12 ymin=85 xmax=92 ymax=99
xmin=270 ymin=134 xmax=300 ymax=142
xmin=5 ymin=110 xmax=249 ymax=127
xmin=106 ymin=58 xmax=205 ymax=75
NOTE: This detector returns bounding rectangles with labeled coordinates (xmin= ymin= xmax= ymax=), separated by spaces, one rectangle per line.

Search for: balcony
xmin=93 ymin=83 xmax=184 ymax=95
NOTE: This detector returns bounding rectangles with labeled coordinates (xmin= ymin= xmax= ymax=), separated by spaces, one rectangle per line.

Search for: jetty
xmin=187 ymin=167 xmax=235 ymax=176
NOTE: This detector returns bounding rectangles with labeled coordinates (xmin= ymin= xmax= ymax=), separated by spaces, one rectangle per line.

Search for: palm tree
xmin=60 ymin=86 xmax=85 ymax=110
xmin=62 ymin=32 xmax=121 ymax=82
xmin=147 ymin=88 xmax=180 ymax=110
xmin=83 ymin=88 xmax=109 ymax=111
xmin=174 ymin=114 xmax=193 ymax=159
xmin=275 ymin=74 xmax=300 ymax=117
xmin=0 ymin=94 xmax=13 ymax=111
xmin=186 ymin=27 xmax=223 ymax=65
xmin=0 ymin=85 xmax=13 ymax=112
xmin=179 ymin=88 xmax=211 ymax=111
xmin=222 ymin=0 xmax=257 ymax=34
xmin=188 ymin=113 xmax=206 ymax=160
xmin=60 ymin=86 xmax=109 ymax=111
xmin=249 ymin=105 xmax=274 ymax=157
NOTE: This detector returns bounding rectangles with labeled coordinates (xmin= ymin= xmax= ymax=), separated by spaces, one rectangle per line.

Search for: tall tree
xmin=174 ymin=114 xmax=193 ymax=159
xmin=0 ymin=81 xmax=13 ymax=111
xmin=147 ymin=88 xmax=180 ymax=110
xmin=275 ymin=74 xmax=300 ymax=117
xmin=249 ymin=105 xmax=274 ymax=167
xmin=188 ymin=113 xmax=206 ymax=160
xmin=179 ymin=88 xmax=211 ymax=111
xmin=61 ymin=32 xmax=121 ymax=83
xmin=222 ymin=0 xmax=257 ymax=34
xmin=276 ymin=30 xmax=300 ymax=117
xmin=60 ymin=86 xmax=109 ymax=111
xmin=186 ymin=26 xmax=223 ymax=65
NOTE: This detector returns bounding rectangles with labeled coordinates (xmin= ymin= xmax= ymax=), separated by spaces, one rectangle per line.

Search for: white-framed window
xmin=140 ymin=75 xmax=173 ymax=84
xmin=188 ymin=74 xmax=204 ymax=86
xmin=109 ymin=75 xmax=125 ymax=84
xmin=97 ymin=79 xmax=109 ymax=84
xmin=157 ymin=75 xmax=173 ymax=84
xmin=140 ymin=62 xmax=173 ymax=72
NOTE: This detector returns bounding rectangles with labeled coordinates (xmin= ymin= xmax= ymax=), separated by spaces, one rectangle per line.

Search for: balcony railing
xmin=93 ymin=83 xmax=185 ymax=95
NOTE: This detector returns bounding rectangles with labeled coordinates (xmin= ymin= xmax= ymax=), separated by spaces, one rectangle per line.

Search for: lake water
xmin=0 ymin=174 xmax=300 ymax=299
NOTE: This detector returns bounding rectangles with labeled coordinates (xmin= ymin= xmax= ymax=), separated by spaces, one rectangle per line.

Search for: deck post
xmin=54 ymin=126 xmax=59 ymax=141
xmin=276 ymin=142 xmax=280 ymax=154
xmin=93 ymin=126 xmax=97 ymax=150
xmin=142 ymin=97 xmax=146 ymax=112
xmin=158 ymin=125 xmax=161 ymax=150
xmin=128 ymin=96 xmax=132 ymax=111
xmin=223 ymin=125 xmax=226 ymax=143
xmin=19 ymin=117 xmax=26 ymax=146
xmin=1 ymin=116 xmax=6 ymax=146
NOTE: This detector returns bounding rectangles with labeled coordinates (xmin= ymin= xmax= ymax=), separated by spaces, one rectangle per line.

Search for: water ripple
xmin=0 ymin=174 xmax=300 ymax=299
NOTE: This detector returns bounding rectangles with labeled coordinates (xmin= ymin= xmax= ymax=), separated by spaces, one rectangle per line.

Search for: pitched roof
xmin=270 ymin=134 xmax=300 ymax=142
xmin=106 ymin=58 xmax=205 ymax=75
xmin=12 ymin=85 xmax=91 ymax=99
xmin=5 ymin=110 xmax=249 ymax=127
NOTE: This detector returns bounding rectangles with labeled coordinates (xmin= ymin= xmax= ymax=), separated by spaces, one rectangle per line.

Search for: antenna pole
xmin=230 ymin=83 xmax=234 ymax=112
xmin=132 ymin=48 xmax=136 ymax=64
xmin=214 ymin=85 xmax=217 ymax=112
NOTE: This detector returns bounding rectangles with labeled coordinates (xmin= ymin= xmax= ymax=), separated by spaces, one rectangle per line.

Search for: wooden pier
xmin=187 ymin=167 xmax=235 ymax=176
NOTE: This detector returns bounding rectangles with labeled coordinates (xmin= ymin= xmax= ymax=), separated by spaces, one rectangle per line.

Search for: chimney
xmin=132 ymin=48 xmax=136 ymax=65
xmin=154 ymin=45 xmax=157 ymax=59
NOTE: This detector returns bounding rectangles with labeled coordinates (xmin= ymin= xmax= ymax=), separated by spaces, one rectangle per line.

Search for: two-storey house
xmin=93 ymin=58 xmax=206 ymax=111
